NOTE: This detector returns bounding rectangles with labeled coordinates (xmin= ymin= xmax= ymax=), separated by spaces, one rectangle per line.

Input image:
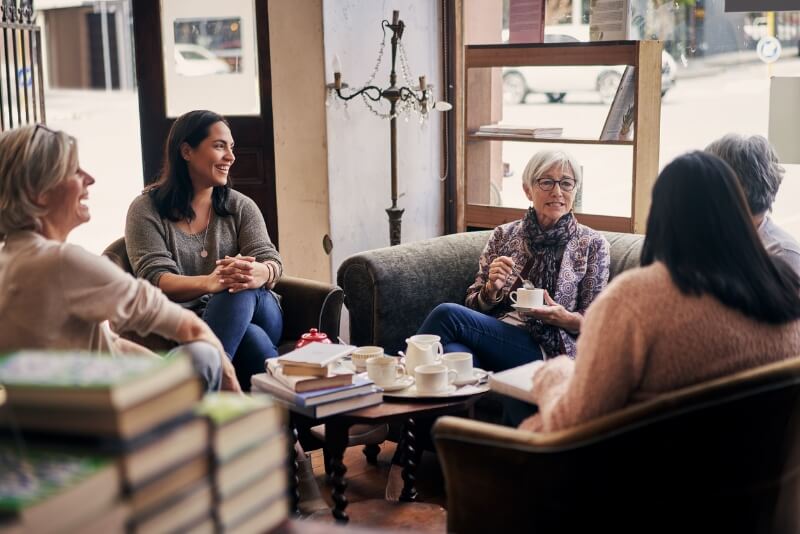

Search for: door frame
xmin=131 ymin=0 xmax=278 ymax=246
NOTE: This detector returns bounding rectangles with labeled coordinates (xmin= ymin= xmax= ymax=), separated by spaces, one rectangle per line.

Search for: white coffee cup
xmin=442 ymin=352 xmax=474 ymax=382
xmin=366 ymin=355 xmax=406 ymax=386
xmin=351 ymin=346 xmax=384 ymax=372
xmin=510 ymin=287 xmax=544 ymax=308
xmin=414 ymin=364 xmax=457 ymax=394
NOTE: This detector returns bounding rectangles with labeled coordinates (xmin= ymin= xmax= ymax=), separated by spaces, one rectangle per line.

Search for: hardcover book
xmin=0 ymin=445 xmax=119 ymax=534
xmin=0 ymin=352 xmax=194 ymax=411
xmin=276 ymin=342 xmax=356 ymax=369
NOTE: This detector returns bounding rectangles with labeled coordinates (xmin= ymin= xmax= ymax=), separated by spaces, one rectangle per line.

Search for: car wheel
xmin=597 ymin=71 xmax=622 ymax=104
xmin=545 ymin=92 xmax=566 ymax=103
xmin=503 ymin=71 xmax=528 ymax=104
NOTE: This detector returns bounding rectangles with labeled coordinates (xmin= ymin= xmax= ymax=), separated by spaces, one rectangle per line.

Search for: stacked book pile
xmin=476 ymin=124 xmax=563 ymax=139
xmin=0 ymin=351 xmax=290 ymax=534
xmin=252 ymin=343 xmax=383 ymax=418
xmin=199 ymin=393 xmax=288 ymax=533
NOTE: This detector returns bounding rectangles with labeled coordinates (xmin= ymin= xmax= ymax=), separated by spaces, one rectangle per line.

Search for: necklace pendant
xmin=200 ymin=249 xmax=208 ymax=258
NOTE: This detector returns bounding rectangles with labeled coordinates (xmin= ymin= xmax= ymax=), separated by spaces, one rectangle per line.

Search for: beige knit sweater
xmin=521 ymin=261 xmax=800 ymax=432
xmin=0 ymin=231 xmax=184 ymax=355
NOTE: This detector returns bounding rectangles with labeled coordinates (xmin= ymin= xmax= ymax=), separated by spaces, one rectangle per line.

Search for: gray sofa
xmin=337 ymin=230 xmax=644 ymax=356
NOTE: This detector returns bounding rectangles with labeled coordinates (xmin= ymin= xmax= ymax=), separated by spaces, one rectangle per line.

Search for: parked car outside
xmin=174 ymin=44 xmax=232 ymax=77
xmin=502 ymin=27 xmax=677 ymax=104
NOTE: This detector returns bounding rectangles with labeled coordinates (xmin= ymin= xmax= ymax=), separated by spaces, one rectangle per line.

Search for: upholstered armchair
xmin=433 ymin=357 xmax=800 ymax=534
xmin=102 ymin=237 xmax=344 ymax=354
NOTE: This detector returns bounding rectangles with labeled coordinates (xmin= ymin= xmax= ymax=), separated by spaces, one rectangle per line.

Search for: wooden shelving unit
xmin=463 ymin=40 xmax=662 ymax=234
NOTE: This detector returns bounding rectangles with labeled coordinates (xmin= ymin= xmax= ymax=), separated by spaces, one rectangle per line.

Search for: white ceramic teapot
xmin=403 ymin=334 xmax=444 ymax=378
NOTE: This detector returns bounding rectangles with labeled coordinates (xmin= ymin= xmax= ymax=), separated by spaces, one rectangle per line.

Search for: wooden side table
xmin=289 ymin=394 xmax=485 ymax=523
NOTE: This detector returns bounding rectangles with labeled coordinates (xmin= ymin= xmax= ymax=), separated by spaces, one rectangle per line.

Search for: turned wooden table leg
xmin=399 ymin=417 xmax=420 ymax=502
xmin=326 ymin=423 xmax=350 ymax=522
xmin=363 ymin=443 xmax=380 ymax=465
xmin=288 ymin=425 xmax=300 ymax=515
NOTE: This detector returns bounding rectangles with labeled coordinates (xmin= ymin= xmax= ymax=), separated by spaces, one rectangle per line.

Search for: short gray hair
xmin=705 ymin=134 xmax=784 ymax=215
xmin=521 ymin=149 xmax=582 ymax=191
xmin=0 ymin=125 xmax=78 ymax=236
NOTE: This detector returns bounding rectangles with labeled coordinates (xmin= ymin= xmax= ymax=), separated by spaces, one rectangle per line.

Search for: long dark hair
xmin=145 ymin=110 xmax=233 ymax=221
xmin=641 ymin=151 xmax=800 ymax=324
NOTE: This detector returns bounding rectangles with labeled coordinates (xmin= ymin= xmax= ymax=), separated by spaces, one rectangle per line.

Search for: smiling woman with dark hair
xmin=125 ymin=110 xmax=283 ymax=391
xmin=520 ymin=151 xmax=800 ymax=433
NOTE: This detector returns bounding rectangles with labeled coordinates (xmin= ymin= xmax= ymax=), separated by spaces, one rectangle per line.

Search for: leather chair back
xmin=433 ymin=357 xmax=800 ymax=534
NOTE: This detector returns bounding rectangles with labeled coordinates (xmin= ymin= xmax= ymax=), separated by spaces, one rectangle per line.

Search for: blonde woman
xmin=0 ymin=124 xmax=240 ymax=392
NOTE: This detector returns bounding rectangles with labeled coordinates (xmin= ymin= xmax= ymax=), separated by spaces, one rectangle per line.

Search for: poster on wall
xmin=160 ymin=0 xmax=260 ymax=117
xmin=589 ymin=0 xmax=631 ymax=41
xmin=726 ymin=0 xmax=800 ymax=12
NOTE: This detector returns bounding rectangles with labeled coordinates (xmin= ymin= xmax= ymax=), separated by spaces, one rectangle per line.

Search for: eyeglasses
xmin=535 ymin=177 xmax=577 ymax=192
xmin=32 ymin=122 xmax=58 ymax=139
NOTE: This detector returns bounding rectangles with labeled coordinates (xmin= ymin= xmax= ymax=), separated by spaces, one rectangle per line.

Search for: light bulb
xmin=332 ymin=54 xmax=342 ymax=75
xmin=434 ymin=101 xmax=453 ymax=112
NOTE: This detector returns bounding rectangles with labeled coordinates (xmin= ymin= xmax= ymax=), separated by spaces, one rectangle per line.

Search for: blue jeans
xmin=203 ymin=287 xmax=283 ymax=390
xmin=417 ymin=303 xmax=544 ymax=372
xmin=166 ymin=341 xmax=222 ymax=392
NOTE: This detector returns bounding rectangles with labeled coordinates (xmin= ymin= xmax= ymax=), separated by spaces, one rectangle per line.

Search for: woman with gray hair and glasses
xmin=417 ymin=149 xmax=610 ymax=372
xmin=0 ymin=124 xmax=240 ymax=392
xmin=706 ymin=134 xmax=800 ymax=276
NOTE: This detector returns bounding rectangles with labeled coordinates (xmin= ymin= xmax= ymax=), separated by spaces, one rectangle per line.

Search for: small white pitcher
xmin=403 ymin=334 xmax=444 ymax=378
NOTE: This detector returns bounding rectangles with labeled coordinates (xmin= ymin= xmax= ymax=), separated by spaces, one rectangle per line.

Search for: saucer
xmin=453 ymin=368 xmax=489 ymax=387
xmin=512 ymin=303 xmax=548 ymax=313
xmin=375 ymin=374 xmax=415 ymax=392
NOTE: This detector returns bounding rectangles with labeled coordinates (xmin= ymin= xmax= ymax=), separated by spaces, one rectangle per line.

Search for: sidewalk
xmin=676 ymin=45 xmax=800 ymax=80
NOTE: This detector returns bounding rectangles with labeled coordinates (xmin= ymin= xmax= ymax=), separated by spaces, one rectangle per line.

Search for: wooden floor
xmin=300 ymin=441 xmax=449 ymax=532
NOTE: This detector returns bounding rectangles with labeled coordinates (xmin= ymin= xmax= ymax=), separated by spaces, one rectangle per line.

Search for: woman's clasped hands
xmin=212 ymin=255 xmax=277 ymax=294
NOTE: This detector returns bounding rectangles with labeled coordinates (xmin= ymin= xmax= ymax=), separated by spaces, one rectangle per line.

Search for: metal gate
xmin=0 ymin=0 xmax=45 ymax=131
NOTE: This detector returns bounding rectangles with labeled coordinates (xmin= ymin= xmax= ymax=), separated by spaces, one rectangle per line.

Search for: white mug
xmin=366 ymin=355 xmax=406 ymax=386
xmin=442 ymin=352 xmax=474 ymax=382
xmin=404 ymin=334 xmax=444 ymax=378
xmin=414 ymin=364 xmax=457 ymax=394
xmin=510 ymin=288 xmax=544 ymax=308
xmin=351 ymin=346 xmax=383 ymax=372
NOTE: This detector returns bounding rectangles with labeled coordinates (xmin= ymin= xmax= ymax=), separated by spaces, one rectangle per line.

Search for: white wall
xmin=322 ymin=0 xmax=445 ymax=275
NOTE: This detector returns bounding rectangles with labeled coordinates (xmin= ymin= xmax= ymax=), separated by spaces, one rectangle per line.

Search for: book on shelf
xmin=600 ymin=66 xmax=636 ymax=141
xmin=0 ymin=351 xmax=194 ymax=410
xmin=488 ymin=361 xmax=544 ymax=403
xmin=252 ymin=373 xmax=382 ymax=418
xmin=254 ymin=371 xmax=375 ymax=407
xmin=266 ymin=358 xmax=353 ymax=393
xmin=0 ymin=444 xmax=120 ymax=534
xmin=476 ymin=124 xmax=563 ymax=138
xmin=197 ymin=392 xmax=285 ymax=462
xmin=275 ymin=342 xmax=356 ymax=369
xmin=589 ymin=0 xmax=631 ymax=41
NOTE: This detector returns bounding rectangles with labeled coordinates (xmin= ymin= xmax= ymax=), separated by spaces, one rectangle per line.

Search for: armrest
xmin=274 ymin=276 xmax=343 ymax=342
xmin=336 ymin=231 xmax=491 ymax=354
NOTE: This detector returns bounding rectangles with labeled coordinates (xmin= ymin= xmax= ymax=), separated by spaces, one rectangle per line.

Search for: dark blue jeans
xmin=417 ymin=303 xmax=544 ymax=372
xmin=203 ymin=287 xmax=283 ymax=390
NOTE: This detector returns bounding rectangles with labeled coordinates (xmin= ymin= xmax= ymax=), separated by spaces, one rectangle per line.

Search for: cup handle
xmin=396 ymin=363 xmax=407 ymax=378
xmin=510 ymin=290 xmax=518 ymax=304
xmin=447 ymin=369 xmax=458 ymax=384
xmin=434 ymin=342 xmax=444 ymax=359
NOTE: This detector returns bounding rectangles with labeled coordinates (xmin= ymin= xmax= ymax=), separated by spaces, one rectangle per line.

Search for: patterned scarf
xmin=521 ymin=208 xmax=578 ymax=356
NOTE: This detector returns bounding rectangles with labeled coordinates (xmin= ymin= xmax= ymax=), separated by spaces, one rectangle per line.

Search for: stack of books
xmin=476 ymin=124 xmax=563 ymax=139
xmin=252 ymin=343 xmax=383 ymax=418
xmin=198 ymin=393 xmax=288 ymax=533
xmin=0 ymin=351 xmax=293 ymax=533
